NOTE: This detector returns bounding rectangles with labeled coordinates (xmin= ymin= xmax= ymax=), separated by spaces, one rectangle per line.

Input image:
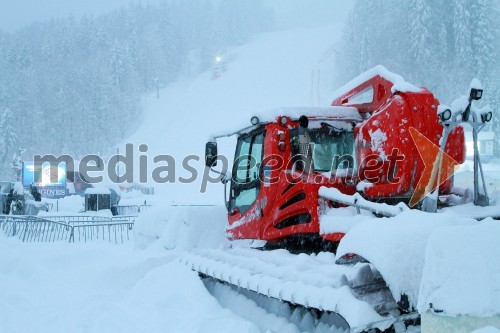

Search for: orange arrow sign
xmin=409 ymin=127 xmax=461 ymax=207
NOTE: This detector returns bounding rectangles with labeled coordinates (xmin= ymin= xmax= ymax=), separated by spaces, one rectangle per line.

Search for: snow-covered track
xmin=181 ymin=247 xmax=419 ymax=332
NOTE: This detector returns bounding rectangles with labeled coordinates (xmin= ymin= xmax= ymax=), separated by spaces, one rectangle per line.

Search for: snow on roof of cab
xmin=331 ymin=65 xmax=422 ymax=101
xmin=210 ymin=106 xmax=361 ymax=140
xmin=85 ymin=187 xmax=110 ymax=195
xmin=254 ymin=106 xmax=361 ymax=123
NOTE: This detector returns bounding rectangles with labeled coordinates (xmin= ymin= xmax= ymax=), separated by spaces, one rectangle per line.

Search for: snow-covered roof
xmin=85 ymin=187 xmax=110 ymax=195
xmin=253 ymin=106 xmax=362 ymax=123
xmin=331 ymin=65 xmax=422 ymax=101
xmin=211 ymin=106 xmax=361 ymax=140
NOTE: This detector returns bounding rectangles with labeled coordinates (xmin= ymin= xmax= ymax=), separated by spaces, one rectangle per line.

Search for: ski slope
xmin=124 ymin=24 xmax=343 ymax=205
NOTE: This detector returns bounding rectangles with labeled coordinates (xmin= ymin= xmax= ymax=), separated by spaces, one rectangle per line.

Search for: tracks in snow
xmin=181 ymin=246 xmax=417 ymax=332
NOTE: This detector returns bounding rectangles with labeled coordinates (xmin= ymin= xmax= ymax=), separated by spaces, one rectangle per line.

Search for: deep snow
xmin=0 ymin=234 xmax=258 ymax=333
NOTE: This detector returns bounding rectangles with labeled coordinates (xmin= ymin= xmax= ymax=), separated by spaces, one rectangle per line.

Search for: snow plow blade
xmin=181 ymin=247 xmax=419 ymax=332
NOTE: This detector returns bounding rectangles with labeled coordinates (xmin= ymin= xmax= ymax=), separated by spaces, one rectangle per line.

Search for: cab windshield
xmin=291 ymin=124 xmax=355 ymax=172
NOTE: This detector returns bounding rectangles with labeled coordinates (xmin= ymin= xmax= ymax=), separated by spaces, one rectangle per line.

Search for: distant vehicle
xmin=211 ymin=56 xmax=228 ymax=80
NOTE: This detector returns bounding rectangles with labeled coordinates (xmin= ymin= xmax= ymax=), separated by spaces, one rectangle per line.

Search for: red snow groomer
xmin=187 ymin=66 xmax=493 ymax=332
xmin=205 ymin=66 xmax=471 ymax=249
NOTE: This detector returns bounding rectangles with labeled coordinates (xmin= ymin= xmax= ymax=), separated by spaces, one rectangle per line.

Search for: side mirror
xmin=205 ymin=141 xmax=218 ymax=167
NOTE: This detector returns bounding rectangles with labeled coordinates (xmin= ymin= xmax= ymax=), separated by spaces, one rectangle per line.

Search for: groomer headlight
xmin=251 ymin=116 xmax=260 ymax=125
xmin=470 ymin=88 xmax=483 ymax=101
xmin=481 ymin=111 xmax=493 ymax=123
xmin=439 ymin=109 xmax=452 ymax=122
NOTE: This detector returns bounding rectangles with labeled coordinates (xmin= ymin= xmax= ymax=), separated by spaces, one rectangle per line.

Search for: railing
xmin=69 ymin=221 xmax=134 ymax=243
xmin=116 ymin=205 xmax=140 ymax=215
xmin=0 ymin=215 xmax=135 ymax=244
xmin=22 ymin=218 xmax=74 ymax=242
xmin=115 ymin=204 xmax=151 ymax=215
xmin=41 ymin=215 xmax=112 ymax=224
xmin=111 ymin=215 xmax=137 ymax=223
xmin=0 ymin=215 xmax=31 ymax=238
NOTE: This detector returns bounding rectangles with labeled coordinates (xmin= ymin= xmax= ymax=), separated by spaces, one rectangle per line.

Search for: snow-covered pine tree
xmin=491 ymin=76 xmax=500 ymax=157
xmin=0 ymin=1 xmax=276 ymax=170
xmin=10 ymin=148 xmax=25 ymax=181
xmin=469 ymin=0 xmax=495 ymax=101
xmin=0 ymin=108 xmax=17 ymax=164
xmin=358 ymin=32 xmax=371 ymax=73
xmin=453 ymin=0 xmax=474 ymax=86
xmin=404 ymin=0 xmax=448 ymax=91
xmin=334 ymin=0 xmax=380 ymax=86
xmin=158 ymin=2 xmax=181 ymax=82
xmin=463 ymin=0 xmax=499 ymax=156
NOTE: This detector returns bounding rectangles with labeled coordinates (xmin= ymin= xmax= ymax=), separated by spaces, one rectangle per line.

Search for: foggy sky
xmin=0 ymin=0 xmax=158 ymax=32
xmin=0 ymin=0 xmax=353 ymax=33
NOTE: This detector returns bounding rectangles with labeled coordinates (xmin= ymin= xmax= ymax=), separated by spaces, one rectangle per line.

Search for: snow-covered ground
xmin=0 ymin=234 xmax=259 ymax=333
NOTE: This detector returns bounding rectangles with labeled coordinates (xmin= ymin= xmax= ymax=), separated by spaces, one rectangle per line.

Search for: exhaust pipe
xmin=298 ymin=115 xmax=314 ymax=174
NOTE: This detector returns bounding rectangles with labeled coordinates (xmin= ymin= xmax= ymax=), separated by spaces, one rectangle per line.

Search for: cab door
xmin=226 ymin=129 xmax=265 ymax=239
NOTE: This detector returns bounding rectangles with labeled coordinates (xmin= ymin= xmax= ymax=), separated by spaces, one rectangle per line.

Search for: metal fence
xmin=41 ymin=215 xmax=110 ymax=223
xmin=0 ymin=215 xmax=136 ymax=244
xmin=115 ymin=204 xmax=151 ymax=215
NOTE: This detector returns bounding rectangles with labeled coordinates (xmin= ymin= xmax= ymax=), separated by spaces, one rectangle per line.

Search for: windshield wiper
xmin=320 ymin=122 xmax=346 ymax=133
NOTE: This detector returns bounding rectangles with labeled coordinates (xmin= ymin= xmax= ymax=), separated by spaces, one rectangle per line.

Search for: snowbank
xmin=421 ymin=312 xmax=500 ymax=333
xmin=336 ymin=210 xmax=477 ymax=309
xmin=0 ymin=238 xmax=256 ymax=333
xmin=134 ymin=204 xmax=229 ymax=251
xmin=418 ymin=219 xmax=500 ymax=317
xmin=441 ymin=201 xmax=500 ymax=220
xmin=42 ymin=194 xmax=84 ymax=213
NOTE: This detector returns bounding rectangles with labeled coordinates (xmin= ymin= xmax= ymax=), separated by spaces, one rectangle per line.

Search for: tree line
xmin=334 ymin=0 xmax=500 ymax=155
xmin=0 ymin=0 xmax=274 ymax=177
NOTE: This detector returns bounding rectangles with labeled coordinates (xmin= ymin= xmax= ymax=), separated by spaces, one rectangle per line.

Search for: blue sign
xmin=23 ymin=162 xmax=67 ymax=187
